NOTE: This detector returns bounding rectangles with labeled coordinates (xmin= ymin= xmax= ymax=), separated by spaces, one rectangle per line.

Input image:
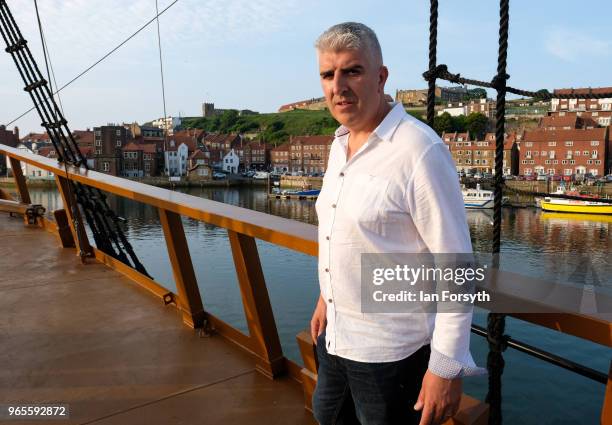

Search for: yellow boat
xmin=540 ymin=211 xmax=612 ymax=224
xmin=540 ymin=197 xmax=612 ymax=215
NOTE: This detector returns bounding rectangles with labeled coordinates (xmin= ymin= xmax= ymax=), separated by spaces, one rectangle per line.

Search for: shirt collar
xmin=333 ymin=102 xmax=406 ymax=143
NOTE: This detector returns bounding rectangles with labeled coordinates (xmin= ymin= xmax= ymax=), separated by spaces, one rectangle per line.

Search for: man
xmin=311 ymin=22 xmax=484 ymax=425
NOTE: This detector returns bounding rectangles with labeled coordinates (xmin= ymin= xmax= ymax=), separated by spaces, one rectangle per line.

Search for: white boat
xmin=462 ymin=184 xmax=506 ymax=209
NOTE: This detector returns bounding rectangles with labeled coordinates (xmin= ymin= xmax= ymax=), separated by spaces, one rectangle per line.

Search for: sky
xmin=0 ymin=0 xmax=611 ymax=136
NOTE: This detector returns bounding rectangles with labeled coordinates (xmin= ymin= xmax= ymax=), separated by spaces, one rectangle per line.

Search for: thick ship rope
xmin=425 ymin=1 xmax=610 ymax=423
xmin=0 ymin=0 xmax=150 ymax=277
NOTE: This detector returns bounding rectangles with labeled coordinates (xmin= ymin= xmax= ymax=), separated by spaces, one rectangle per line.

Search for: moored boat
xmin=462 ymin=184 xmax=505 ymax=209
xmin=540 ymin=184 xmax=612 ymax=214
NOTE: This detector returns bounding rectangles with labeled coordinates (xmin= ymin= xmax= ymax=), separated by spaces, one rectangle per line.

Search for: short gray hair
xmin=315 ymin=22 xmax=383 ymax=65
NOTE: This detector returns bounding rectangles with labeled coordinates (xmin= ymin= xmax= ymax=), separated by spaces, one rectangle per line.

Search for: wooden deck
xmin=0 ymin=214 xmax=316 ymax=425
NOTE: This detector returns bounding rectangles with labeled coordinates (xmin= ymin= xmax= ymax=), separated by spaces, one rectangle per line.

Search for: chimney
xmin=13 ymin=126 xmax=19 ymax=139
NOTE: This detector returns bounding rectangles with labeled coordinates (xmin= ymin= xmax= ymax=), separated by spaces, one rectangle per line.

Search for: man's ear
xmin=378 ymin=66 xmax=389 ymax=92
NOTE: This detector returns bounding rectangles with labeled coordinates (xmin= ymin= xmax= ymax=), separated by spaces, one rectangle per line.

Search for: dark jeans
xmin=312 ymin=333 xmax=430 ymax=425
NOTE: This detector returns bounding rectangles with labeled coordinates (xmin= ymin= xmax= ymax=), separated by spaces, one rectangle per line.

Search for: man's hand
xmin=310 ymin=295 xmax=327 ymax=345
xmin=414 ymin=370 xmax=462 ymax=425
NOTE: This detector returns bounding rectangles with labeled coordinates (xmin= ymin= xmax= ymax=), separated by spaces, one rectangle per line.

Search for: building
xmin=93 ymin=125 xmax=128 ymax=176
xmin=202 ymin=103 xmax=257 ymax=117
xmin=551 ymin=87 xmax=612 ymax=113
xmin=442 ymin=131 xmax=519 ymax=175
xmin=278 ymin=97 xmax=327 ymax=113
xmin=440 ymin=86 xmax=469 ymax=102
xmin=270 ymin=144 xmax=290 ymax=173
xmin=70 ymin=129 xmax=93 ymax=149
xmin=122 ymin=143 xmax=143 ymax=178
xmin=187 ymin=148 xmax=212 ymax=180
xmin=164 ymin=140 xmax=188 ymax=177
xmin=172 ymin=129 xmax=205 ymax=153
xmin=288 ymin=135 xmax=334 ymax=173
xmin=222 ymin=149 xmax=239 ymax=174
xmin=201 ymin=133 xmax=242 ymax=166
xmin=242 ymin=140 xmax=269 ymax=170
xmin=519 ymin=127 xmax=609 ymax=177
xmin=151 ymin=116 xmax=181 ymax=136
xmin=546 ymin=110 xmax=612 ymax=128
xmin=20 ymin=132 xmax=50 ymax=146
xmin=1 ymin=126 xmax=20 ymax=176
xmin=396 ymin=88 xmax=437 ymax=106
xmin=466 ymin=99 xmax=496 ymax=119
xmin=438 ymin=102 xmax=467 ymax=117
xmin=396 ymin=86 xmax=468 ymax=106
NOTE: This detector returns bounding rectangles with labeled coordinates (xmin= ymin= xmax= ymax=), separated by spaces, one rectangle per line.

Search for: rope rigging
xmin=426 ymin=1 xmax=608 ymax=423
xmin=4 ymin=0 xmax=178 ymax=127
xmin=0 ymin=0 xmax=150 ymax=277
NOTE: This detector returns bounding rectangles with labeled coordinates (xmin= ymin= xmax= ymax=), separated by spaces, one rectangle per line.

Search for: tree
xmin=451 ymin=115 xmax=467 ymax=132
xmin=219 ymin=110 xmax=239 ymax=132
xmin=466 ymin=112 xmax=488 ymax=140
xmin=433 ymin=112 xmax=453 ymax=135
xmin=468 ymin=88 xmax=487 ymax=99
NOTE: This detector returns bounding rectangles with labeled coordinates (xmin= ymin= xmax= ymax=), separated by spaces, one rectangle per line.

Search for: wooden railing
xmin=1 ymin=144 xmax=611 ymax=424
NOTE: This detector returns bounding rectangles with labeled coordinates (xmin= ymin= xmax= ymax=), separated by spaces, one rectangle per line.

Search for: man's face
xmin=318 ymin=48 xmax=387 ymax=131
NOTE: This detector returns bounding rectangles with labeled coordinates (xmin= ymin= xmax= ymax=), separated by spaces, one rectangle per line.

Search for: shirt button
xmin=331 ymin=204 xmax=336 ymax=208
xmin=328 ymin=298 xmax=333 ymax=303
xmin=339 ymin=172 xmax=345 ymax=177
xmin=325 ymin=236 xmax=330 ymax=240
xmin=325 ymin=268 xmax=329 ymax=272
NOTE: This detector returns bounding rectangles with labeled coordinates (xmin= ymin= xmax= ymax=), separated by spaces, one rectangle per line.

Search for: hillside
xmin=181 ymin=109 xmax=339 ymax=144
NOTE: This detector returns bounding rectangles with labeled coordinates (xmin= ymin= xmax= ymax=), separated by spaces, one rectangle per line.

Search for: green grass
xmin=181 ymin=109 xmax=339 ymax=145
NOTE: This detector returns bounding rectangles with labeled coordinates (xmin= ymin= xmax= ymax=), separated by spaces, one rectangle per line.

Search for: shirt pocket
xmin=341 ymin=173 xmax=390 ymax=227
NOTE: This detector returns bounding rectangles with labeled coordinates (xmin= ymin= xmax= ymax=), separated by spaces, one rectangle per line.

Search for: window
xmin=103 ymin=162 xmax=109 ymax=172
xmin=583 ymin=150 xmax=589 ymax=156
xmin=564 ymin=141 xmax=573 ymax=146
xmin=553 ymin=160 xmax=558 ymax=164
xmin=564 ymin=169 xmax=572 ymax=176
xmin=525 ymin=142 xmax=533 ymax=147
xmin=95 ymin=139 xmax=101 ymax=147
xmin=541 ymin=151 xmax=546 ymax=156
xmin=592 ymin=150 xmax=598 ymax=158
xmin=548 ymin=142 xmax=556 ymax=146
xmin=96 ymin=149 xmax=101 ymax=155
xmin=116 ymin=130 xmax=121 ymax=136
xmin=590 ymin=141 xmax=599 ymax=146
xmin=116 ymin=140 xmax=121 ymax=147
xmin=574 ymin=150 xmax=580 ymax=156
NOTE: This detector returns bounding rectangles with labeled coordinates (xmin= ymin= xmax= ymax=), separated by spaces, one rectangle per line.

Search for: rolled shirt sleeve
xmin=405 ymin=142 xmax=487 ymax=379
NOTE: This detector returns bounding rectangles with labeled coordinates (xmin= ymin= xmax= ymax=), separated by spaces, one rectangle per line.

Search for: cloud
xmin=544 ymin=28 xmax=610 ymax=62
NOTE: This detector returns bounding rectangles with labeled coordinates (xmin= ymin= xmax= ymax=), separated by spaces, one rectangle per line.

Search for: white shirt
xmin=316 ymin=102 xmax=483 ymax=377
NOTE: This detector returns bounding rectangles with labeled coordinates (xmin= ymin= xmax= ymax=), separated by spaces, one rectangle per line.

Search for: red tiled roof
xmin=523 ymin=127 xmax=607 ymax=142
xmin=37 ymin=146 xmax=55 ymax=157
xmin=271 ymin=144 xmax=290 ymax=152
xmin=291 ymin=135 xmax=334 ymax=145
xmin=554 ymin=87 xmax=612 ymax=96
xmin=539 ymin=115 xmax=579 ymax=129
xmin=20 ymin=132 xmax=49 ymax=143
xmin=189 ymin=149 xmax=208 ymax=160
xmin=123 ymin=142 xmax=141 ymax=151
xmin=72 ymin=130 xmax=94 ymax=145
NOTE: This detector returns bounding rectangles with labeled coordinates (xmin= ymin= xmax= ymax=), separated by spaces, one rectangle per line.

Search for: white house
xmin=152 ymin=116 xmax=182 ymax=136
xmin=7 ymin=142 xmax=55 ymax=179
xmin=438 ymin=102 xmax=467 ymax=117
xmin=222 ymin=149 xmax=240 ymax=174
xmin=164 ymin=140 xmax=188 ymax=177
